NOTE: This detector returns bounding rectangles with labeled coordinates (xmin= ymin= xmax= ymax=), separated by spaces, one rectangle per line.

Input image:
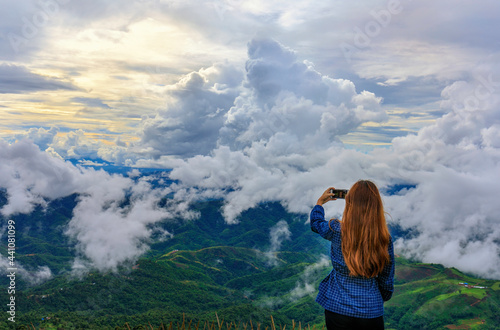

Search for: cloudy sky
xmin=1 ymin=0 xmax=500 ymax=278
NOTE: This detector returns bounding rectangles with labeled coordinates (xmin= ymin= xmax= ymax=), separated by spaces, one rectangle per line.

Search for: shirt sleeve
xmin=377 ymin=237 xmax=395 ymax=301
xmin=310 ymin=204 xmax=335 ymax=241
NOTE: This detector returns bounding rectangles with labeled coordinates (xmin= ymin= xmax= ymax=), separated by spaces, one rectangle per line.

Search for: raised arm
xmin=310 ymin=187 xmax=338 ymax=241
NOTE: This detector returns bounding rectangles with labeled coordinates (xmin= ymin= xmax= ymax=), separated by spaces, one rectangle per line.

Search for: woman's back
xmin=310 ymin=206 xmax=394 ymax=318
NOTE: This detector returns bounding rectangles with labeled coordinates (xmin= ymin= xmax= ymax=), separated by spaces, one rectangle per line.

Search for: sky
xmin=1 ymin=0 xmax=500 ymax=279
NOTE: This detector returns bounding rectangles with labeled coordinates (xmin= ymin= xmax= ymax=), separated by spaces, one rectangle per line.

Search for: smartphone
xmin=330 ymin=189 xmax=348 ymax=199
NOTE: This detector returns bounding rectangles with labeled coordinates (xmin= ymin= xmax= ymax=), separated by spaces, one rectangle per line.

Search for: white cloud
xmin=0 ymin=139 xmax=197 ymax=272
xmin=289 ymin=255 xmax=329 ymax=301
xmin=0 ymin=254 xmax=52 ymax=286
xmin=0 ymin=64 xmax=77 ymax=93
xmin=263 ymin=220 xmax=291 ymax=266
xmin=166 ymin=38 xmax=387 ymax=223
xmin=47 ymin=129 xmax=104 ymax=159
xmin=379 ymin=72 xmax=500 ymax=278
xmin=15 ymin=126 xmax=59 ymax=151
xmin=132 ymin=38 xmax=386 ymax=163
xmin=0 ymin=139 xmax=85 ymax=215
xmin=224 ymin=38 xmax=387 ymax=150
xmin=138 ymin=62 xmax=244 ymax=158
xmin=65 ymin=178 xmax=174 ymax=272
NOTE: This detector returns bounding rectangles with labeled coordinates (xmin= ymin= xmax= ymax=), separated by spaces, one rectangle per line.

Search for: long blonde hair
xmin=340 ymin=180 xmax=390 ymax=278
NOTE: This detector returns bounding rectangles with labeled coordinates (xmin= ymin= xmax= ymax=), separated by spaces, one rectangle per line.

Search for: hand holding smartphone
xmin=316 ymin=187 xmax=349 ymax=205
xmin=330 ymin=189 xmax=348 ymax=199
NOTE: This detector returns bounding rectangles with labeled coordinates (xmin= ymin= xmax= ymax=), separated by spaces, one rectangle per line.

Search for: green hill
xmin=385 ymin=258 xmax=500 ymax=329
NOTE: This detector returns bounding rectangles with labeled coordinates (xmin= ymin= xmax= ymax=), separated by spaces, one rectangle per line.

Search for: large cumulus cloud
xmin=221 ymin=38 xmax=386 ymax=149
xmin=163 ymin=38 xmax=387 ymax=222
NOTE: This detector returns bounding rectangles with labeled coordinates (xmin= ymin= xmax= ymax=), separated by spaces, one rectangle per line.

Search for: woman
xmin=310 ymin=180 xmax=394 ymax=330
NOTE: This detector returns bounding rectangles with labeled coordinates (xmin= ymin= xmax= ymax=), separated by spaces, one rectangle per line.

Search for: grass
xmin=28 ymin=313 xmax=322 ymax=330
xmin=114 ymin=314 xmax=322 ymax=330
xmin=446 ymin=317 xmax=487 ymax=329
xmin=435 ymin=288 xmax=487 ymax=301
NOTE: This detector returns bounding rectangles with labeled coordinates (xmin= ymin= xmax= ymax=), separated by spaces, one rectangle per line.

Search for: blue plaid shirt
xmin=310 ymin=205 xmax=395 ymax=319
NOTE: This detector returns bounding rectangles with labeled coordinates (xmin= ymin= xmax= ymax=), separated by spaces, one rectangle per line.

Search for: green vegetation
xmin=1 ymin=195 xmax=500 ymax=329
xmin=3 ymin=246 xmax=499 ymax=329
xmin=384 ymin=258 xmax=500 ymax=329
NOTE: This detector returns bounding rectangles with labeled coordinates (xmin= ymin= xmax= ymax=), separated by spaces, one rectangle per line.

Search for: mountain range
xmin=1 ymin=186 xmax=499 ymax=329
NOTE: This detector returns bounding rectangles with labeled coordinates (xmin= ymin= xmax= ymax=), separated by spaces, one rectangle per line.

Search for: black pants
xmin=324 ymin=309 xmax=384 ymax=330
